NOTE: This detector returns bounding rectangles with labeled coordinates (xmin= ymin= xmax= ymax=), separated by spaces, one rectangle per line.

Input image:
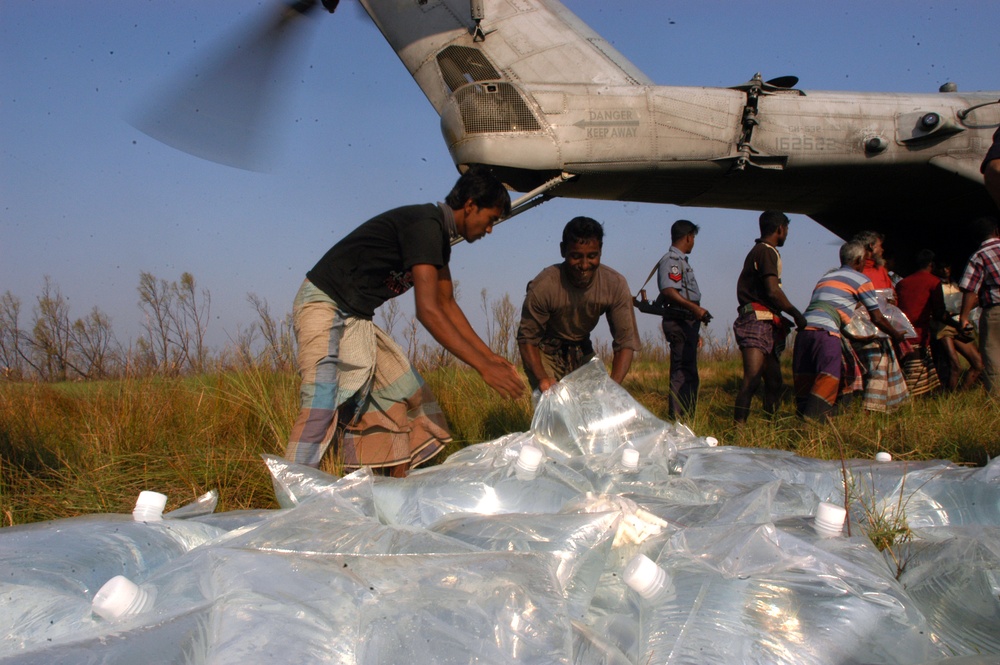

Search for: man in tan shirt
xmin=517 ymin=217 xmax=641 ymax=392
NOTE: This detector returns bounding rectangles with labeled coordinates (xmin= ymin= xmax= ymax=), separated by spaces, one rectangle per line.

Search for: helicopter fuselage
xmin=442 ymin=80 xmax=998 ymax=241
xmin=358 ymin=0 xmax=998 ymax=261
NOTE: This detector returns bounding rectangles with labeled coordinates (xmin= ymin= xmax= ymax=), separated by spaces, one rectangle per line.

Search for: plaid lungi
xmin=853 ymin=337 xmax=909 ymax=413
xmin=285 ymin=280 xmax=450 ymax=470
xmin=840 ymin=336 xmax=865 ymax=397
xmin=901 ymin=347 xmax=941 ymax=397
xmin=733 ymin=310 xmax=787 ymax=355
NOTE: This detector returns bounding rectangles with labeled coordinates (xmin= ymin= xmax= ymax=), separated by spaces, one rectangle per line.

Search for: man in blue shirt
xmin=793 ymin=241 xmax=902 ymax=419
xmin=656 ymin=219 xmax=712 ymax=420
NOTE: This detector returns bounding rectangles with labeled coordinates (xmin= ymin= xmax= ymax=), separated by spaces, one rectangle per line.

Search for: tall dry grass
xmin=422 ymin=365 xmax=534 ymax=453
xmin=2 ymin=350 xmax=998 ymax=527
xmin=650 ymin=355 xmax=1000 ymax=465
xmin=0 ymin=370 xmax=296 ymax=525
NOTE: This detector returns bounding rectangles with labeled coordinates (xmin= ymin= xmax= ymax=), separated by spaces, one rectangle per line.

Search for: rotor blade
xmin=765 ymin=75 xmax=799 ymax=89
xmin=130 ymin=1 xmax=321 ymax=171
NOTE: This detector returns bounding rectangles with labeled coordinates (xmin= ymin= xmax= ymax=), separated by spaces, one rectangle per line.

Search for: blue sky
xmin=2 ymin=1 xmax=998 ymax=353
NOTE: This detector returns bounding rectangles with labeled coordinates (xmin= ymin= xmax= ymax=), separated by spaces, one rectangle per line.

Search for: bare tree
xmin=4 ymin=281 xmax=121 ymax=381
xmin=137 ymin=272 xmax=177 ymax=374
xmin=131 ymin=336 xmax=160 ymax=376
xmin=481 ymin=289 xmax=519 ymax=362
xmin=247 ymin=292 xmax=295 ymax=370
xmin=0 ymin=291 xmax=26 ymax=380
xmin=377 ymin=298 xmax=402 ymax=340
xmin=404 ymin=316 xmax=421 ymax=365
xmin=480 ymin=289 xmax=494 ymax=350
xmin=175 ymin=272 xmax=210 ymax=372
xmin=491 ymin=293 xmax=519 ymax=362
xmin=69 ymin=306 xmax=121 ymax=379
xmin=136 ymin=271 xmax=212 ymax=375
xmin=30 ymin=276 xmax=75 ymax=381
xmin=227 ymin=321 xmax=259 ymax=368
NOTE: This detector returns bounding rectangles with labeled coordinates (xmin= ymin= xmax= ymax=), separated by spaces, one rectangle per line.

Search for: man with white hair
xmin=793 ymin=241 xmax=904 ymax=419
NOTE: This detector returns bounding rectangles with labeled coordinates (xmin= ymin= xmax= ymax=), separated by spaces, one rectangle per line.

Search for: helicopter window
xmin=437 ymin=45 xmax=502 ymax=92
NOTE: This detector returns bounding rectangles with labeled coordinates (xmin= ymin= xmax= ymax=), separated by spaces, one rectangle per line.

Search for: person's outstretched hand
xmin=479 ymin=355 xmax=526 ymax=399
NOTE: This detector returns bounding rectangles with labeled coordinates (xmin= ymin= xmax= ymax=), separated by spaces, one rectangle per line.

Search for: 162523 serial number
xmin=774 ymin=136 xmax=837 ymax=151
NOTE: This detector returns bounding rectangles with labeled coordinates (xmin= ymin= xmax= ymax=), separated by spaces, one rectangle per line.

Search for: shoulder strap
xmin=636 ymin=261 xmax=660 ymax=298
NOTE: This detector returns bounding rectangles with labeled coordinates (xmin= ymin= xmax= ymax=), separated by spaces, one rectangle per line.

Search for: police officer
xmin=656 ymin=219 xmax=712 ymax=420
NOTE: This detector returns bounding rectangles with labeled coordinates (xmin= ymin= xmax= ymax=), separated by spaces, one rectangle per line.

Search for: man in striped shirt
xmin=792 ymin=241 xmax=904 ymax=419
xmin=959 ymin=216 xmax=1000 ymax=393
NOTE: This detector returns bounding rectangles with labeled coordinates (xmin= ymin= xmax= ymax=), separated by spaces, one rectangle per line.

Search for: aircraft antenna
xmin=957 ymin=99 xmax=1000 ymax=120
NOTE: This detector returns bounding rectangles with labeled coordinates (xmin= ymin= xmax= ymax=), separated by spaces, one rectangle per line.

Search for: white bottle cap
xmin=875 ymin=452 xmax=892 ymax=462
xmin=621 ymin=448 xmax=640 ymax=470
xmin=705 ymin=436 xmax=719 ymax=447
xmin=813 ymin=501 xmax=847 ymax=536
xmin=92 ymin=575 xmax=151 ymax=620
xmin=623 ymin=553 xmax=669 ymax=600
xmin=133 ymin=491 xmax=167 ymax=522
xmin=514 ymin=445 xmax=544 ymax=480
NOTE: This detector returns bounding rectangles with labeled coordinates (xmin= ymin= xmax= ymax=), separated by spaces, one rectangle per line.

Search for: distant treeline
xmin=1 ymin=273 xmax=735 ymax=383
xmin=0 ymin=272 xmax=291 ymax=381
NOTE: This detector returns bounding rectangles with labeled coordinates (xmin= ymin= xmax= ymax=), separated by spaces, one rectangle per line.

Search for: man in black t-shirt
xmin=285 ymin=166 xmax=525 ymax=476
xmin=732 ymin=211 xmax=807 ymax=424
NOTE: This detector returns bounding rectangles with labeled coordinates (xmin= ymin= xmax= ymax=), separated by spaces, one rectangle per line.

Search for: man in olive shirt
xmin=517 ymin=217 xmax=640 ymax=393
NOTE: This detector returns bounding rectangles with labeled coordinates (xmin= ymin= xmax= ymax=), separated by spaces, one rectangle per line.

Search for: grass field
xmin=2 ymin=355 xmax=998 ymax=526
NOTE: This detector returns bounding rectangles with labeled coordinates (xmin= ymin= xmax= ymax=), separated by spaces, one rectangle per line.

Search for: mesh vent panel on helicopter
xmin=437 ymin=45 xmax=502 ymax=92
xmin=454 ymin=83 xmax=541 ymax=134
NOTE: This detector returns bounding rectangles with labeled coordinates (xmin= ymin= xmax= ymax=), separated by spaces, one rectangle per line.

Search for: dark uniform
xmin=656 ymin=245 xmax=702 ymax=419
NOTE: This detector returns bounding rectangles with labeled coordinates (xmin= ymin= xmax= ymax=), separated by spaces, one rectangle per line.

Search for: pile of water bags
xmin=2 ymin=358 xmax=999 ymax=664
